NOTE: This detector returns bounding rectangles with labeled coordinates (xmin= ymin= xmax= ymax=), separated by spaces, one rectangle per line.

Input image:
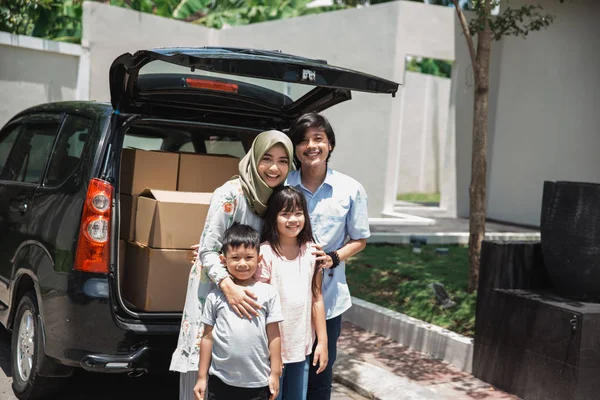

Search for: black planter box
xmin=473 ymin=240 xmax=600 ymax=400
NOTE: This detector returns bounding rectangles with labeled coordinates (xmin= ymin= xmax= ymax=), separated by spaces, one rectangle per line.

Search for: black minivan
xmin=0 ymin=47 xmax=398 ymax=399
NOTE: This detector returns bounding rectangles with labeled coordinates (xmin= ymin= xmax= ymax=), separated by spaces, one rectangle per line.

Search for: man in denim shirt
xmin=286 ymin=112 xmax=370 ymax=400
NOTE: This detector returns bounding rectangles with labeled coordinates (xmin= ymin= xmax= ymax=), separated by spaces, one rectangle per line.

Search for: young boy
xmin=193 ymin=223 xmax=283 ymax=400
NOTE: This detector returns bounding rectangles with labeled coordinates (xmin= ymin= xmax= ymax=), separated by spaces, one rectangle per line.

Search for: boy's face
xmin=220 ymin=245 xmax=262 ymax=282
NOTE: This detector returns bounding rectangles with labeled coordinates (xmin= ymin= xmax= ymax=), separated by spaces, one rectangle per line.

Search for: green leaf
xmin=173 ymin=0 xmax=211 ymax=19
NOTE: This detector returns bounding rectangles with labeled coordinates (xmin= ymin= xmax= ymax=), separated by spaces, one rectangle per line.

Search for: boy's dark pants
xmin=207 ymin=375 xmax=270 ymax=400
xmin=307 ymin=315 xmax=343 ymax=400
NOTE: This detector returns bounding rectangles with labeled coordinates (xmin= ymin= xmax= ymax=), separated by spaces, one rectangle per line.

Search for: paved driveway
xmin=0 ymin=326 xmax=365 ymax=400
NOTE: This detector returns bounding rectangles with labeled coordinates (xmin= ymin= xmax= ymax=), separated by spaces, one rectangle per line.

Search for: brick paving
xmin=338 ymin=322 xmax=520 ymax=400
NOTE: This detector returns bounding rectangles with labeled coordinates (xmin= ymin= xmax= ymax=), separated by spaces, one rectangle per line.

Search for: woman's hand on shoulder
xmin=219 ymin=277 xmax=261 ymax=319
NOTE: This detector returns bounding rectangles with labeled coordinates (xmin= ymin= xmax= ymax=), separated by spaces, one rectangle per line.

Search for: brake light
xmin=74 ymin=178 xmax=113 ymax=273
xmin=185 ymin=78 xmax=238 ymax=93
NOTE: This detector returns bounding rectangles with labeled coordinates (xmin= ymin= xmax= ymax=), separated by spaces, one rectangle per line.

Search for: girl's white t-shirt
xmin=257 ymin=242 xmax=317 ymax=364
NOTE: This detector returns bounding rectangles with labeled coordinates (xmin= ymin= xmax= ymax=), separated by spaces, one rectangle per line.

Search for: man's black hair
xmin=221 ymin=223 xmax=261 ymax=255
xmin=288 ymin=112 xmax=336 ymax=169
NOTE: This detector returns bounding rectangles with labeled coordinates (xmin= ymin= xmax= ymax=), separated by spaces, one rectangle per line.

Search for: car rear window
xmin=123 ymin=128 xmax=246 ymax=159
xmin=138 ymin=60 xmax=313 ymax=107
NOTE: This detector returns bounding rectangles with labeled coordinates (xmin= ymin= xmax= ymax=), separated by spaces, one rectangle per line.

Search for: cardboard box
xmin=178 ymin=153 xmax=239 ymax=193
xmin=135 ymin=189 xmax=212 ymax=249
xmin=118 ymin=239 xmax=126 ymax=288
xmin=124 ymin=242 xmax=192 ymax=312
xmin=120 ymin=194 xmax=137 ymax=241
xmin=120 ymin=148 xmax=179 ymax=195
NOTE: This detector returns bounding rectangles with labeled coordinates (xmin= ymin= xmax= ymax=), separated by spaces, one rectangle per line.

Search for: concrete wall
xmin=83 ymin=2 xmax=216 ymax=102
xmin=397 ymin=71 xmax=450 ymax=194
xmin=0 ymin=2 xmax=459 ymax=219
xmin=455 ymin=0 xmax=600 ymax=226
xmin=0 ymin=32 xmax=83 ymax=126
xmin=82 ymin=1 xmax=457 ymax=218
xmin=214 ymin=4 xmax=399 ymax=217
xmin=486 ymin=0 xmax=600 ymax=226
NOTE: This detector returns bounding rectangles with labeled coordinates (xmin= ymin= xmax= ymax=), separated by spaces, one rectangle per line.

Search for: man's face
xmin=295 ymin=127 xmax=331 ymax=169
xmin=220 ymin=245 xmax=262 ymax=282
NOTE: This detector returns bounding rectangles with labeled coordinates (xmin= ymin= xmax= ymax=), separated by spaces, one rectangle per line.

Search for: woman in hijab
xmin=170 ymin=130 xmax=294 ymax=400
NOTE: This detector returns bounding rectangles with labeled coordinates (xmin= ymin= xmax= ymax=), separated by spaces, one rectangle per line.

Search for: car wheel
xmin=11 ymin=292 xmax=59 ymax=400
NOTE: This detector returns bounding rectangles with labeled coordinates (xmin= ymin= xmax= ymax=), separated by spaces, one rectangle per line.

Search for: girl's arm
xmin=199 ymin=184 xmax=261 ymax=319
xmin=311 ymin=269 xmax=328 ymax=374
xmin=193 ymin=325 xmax=214 ymax=400
xmin=266 ymin=323 xmax=282 ymax=400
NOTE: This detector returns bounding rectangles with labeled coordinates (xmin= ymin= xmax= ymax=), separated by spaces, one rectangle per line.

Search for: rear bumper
xmin=80 ymin=345 xmax=174 ymax=374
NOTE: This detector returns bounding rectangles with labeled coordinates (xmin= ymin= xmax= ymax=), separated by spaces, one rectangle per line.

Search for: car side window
xmin=2 ymin=121 xmax=60 ymax=184
xmin=0 ymin=124 xmax=22 ymax=181
xmin=45 ymin=115 xmax=92 ymax=186
xmin=21 ymin=124 xmax=60 ymax=184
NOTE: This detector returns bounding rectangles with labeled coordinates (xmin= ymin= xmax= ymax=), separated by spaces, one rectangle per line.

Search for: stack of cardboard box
xmin=119 ymin=148 xmax=239 ymax=312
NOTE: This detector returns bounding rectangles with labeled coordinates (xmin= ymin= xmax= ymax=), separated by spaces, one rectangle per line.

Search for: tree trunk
xmin=467 ymin=12 xmax=493 ymax=293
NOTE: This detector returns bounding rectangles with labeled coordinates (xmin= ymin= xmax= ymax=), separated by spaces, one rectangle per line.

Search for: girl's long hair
xmin=261 ymin=186 xmax=322 ymax=296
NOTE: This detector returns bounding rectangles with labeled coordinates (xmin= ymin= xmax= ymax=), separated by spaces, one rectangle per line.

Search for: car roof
xmin=9 ymin=101 xmax=113 ymax=123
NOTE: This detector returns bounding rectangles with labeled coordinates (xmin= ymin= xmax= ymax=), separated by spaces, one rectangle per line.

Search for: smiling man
xmin=286 ymin=112 xmax=370 ymax=400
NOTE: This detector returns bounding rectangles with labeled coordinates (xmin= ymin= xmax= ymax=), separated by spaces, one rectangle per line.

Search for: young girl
xmin=258 ymin=186 xmax=330 ymax=400
xmin=170 ymin=130 xmax=295 ymax=400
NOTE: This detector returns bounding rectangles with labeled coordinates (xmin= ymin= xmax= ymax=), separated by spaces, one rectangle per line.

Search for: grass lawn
xmin=396 ymin=192 xmax=441 ymax=203
xmin=346 ymin=244 xmax=475 ymax=337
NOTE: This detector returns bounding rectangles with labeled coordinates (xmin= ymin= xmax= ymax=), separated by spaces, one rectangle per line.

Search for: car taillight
xmin=74 ymin=178 xmax=113 ymax=273
xmin=185 ymin=78 xmax=238 ymax=93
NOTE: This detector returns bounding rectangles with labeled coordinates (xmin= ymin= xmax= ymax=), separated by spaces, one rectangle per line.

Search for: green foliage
xmin=485 ymin=4 xmax=555 ymax=40
xmin=396 ymin=192 xmax=441 ymax=203
xmin=406 ymin=57 xmax=453 ymax=78
xmin=0 ymin=0 xmax=347 ymax=41
xmin=0 ymin=0 xmax=565 ymax=45
xmin=0 ymin=0 xmax=82 ymax=43
xmin=346 ymin=244 xmax=476 ymax=336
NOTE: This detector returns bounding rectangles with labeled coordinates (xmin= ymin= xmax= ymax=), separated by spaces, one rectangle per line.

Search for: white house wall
xmin=215 ymin=4 xmax=401 ymax=218
xmin=83 ymin=2 xmax=216 ymax=103
xmin=397 ymin=71 xmax=451 ymax=194
xmin=79 ymin=1 xmax=457 ymax=218
xmin=484 ymin=0 xmax=600 ymax=226
xmin=0 ymin=2 xmax=461 ymax=219
xmin=0 ymin=32 xmax=81 ymax=126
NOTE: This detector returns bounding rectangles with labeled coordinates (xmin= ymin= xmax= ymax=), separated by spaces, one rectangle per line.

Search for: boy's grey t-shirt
xmin=201 ymin=281 xmax=283 ymax=388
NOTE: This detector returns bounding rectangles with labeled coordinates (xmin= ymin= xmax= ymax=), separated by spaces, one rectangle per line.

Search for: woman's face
xmin=257 ymin=143 xmax=289 ymax=188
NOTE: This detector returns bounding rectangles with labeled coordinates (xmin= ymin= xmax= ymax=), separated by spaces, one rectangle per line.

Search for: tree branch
xmin=451 ymin=0 xmax=478 ymax=74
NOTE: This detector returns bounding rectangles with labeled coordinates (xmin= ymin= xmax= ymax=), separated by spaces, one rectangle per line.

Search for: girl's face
xmin=257 ymin=143 xmax=289 ymax=188
xmin=276 ymin=205 xmax=305 ymax=240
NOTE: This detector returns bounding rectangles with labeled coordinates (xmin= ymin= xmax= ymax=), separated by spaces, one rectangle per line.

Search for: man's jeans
xmin=307 ymin=315 xmax=343 ymax=400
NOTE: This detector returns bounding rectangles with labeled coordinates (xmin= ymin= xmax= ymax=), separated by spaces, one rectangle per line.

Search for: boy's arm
xmin=266 ymin=322 xmax=282 ymax=399
xmin=312 ymin=271 xmax=328 ymax=374
xmin=194 ymin=325 xmax=214 ymax=400
xmin=198 ymin=185 xmax=260 ymax=319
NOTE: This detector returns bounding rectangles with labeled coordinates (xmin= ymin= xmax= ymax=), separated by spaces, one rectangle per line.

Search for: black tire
xmin=11 ymin=292 xmax=60 ymax=400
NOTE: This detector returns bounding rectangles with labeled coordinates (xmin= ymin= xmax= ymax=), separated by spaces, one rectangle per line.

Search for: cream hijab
xmin=237 ymin=130 xmax=295 ymax=217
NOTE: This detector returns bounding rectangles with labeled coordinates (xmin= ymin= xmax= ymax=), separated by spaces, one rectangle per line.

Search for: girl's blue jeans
xmin=276 ymin=356 xmax=310 ymax=400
